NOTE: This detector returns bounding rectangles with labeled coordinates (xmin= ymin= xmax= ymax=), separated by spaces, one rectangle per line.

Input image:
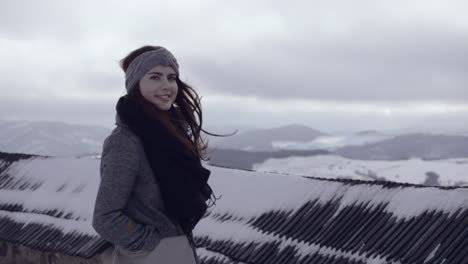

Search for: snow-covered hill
xmin=0 ymin=120 xmax=111 ymax=157
xmin=252 ymin=155 xmax=468 ymax=186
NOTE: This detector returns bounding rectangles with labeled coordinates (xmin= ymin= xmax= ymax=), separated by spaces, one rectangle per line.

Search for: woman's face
xmin=139 ymin=65 xmax=179 ymax=111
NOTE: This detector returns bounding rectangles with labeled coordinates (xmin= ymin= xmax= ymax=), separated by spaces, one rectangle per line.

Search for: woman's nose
xmin=162 ymin=78 xmax=172 ymax=87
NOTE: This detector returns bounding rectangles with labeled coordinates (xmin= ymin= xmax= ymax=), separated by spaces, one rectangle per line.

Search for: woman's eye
xmin=150 ymin=76 xmax=160 ymax=80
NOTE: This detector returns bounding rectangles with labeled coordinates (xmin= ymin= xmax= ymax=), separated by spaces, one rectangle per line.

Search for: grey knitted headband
xmin=125 ymin=47 xmax=179 ymax=93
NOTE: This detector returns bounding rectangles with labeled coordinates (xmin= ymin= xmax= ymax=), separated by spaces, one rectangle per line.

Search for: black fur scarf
xmin=116 ymin=95 xmax=215 ymax=240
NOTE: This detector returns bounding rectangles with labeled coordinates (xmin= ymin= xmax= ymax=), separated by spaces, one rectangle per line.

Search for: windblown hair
xmin=120 ymin=45 xmax=233 ymax=161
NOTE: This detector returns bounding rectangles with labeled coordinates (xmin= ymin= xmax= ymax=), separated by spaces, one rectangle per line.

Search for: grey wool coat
xmin=92 ymin=114 xmax=199 ymax=263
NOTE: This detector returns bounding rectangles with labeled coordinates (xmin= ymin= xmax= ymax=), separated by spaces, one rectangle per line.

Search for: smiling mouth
xmin=155 ymin=95 xmax=171 ymax=101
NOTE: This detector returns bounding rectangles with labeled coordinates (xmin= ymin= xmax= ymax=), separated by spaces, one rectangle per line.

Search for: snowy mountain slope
xmin=0 ymin=119 xmax=111 ymax=157
xmin=253 ymin=155 xmax=468 ymax=186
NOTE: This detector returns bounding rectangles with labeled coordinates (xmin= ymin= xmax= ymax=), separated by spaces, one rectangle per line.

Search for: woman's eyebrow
xmin=148 ymin=72 xmax=176 ymax=76
xmin=148 ymin=72 xmax=163 ymax=75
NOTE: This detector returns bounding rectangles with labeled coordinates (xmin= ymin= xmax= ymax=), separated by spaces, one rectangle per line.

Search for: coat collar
xmin=115 ymin=113 xmax=130 ymax=128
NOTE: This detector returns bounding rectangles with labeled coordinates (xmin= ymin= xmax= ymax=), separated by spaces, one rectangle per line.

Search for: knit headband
xmin=125 ymin=47 xmax=180 ymax=93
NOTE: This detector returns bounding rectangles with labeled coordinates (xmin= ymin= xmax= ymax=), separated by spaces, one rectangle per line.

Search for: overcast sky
xmin=1 ymin=0 xmax=467 ymax=134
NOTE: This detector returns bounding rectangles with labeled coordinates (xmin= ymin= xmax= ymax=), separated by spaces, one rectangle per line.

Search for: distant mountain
xmin=0 ymin=120 xmax=111 ymax=157
xmin=274 ymin=130 xmax=393 ymax=151
xmin=210 ymin=124 xmax=326 ymax=151
xmin=335 ymin=133 xmax=468 ymax=160
xmin=207 ymin=148 xmax=330 ymax=170
xmin=354 ymin=130 xmax=380 ymax=135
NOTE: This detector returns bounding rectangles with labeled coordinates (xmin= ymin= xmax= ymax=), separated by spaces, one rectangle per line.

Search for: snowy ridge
xmin=253 ymin=154 xmax=468 ymax=186
xmin=1 ymin=152 xmax=467 ymax=263
xmin=194 ymin=165 xmax=468 ymax=263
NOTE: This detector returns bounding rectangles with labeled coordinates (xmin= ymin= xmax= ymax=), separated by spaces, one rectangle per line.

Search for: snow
xmin=195 ymin=165 xmax=468 ymax=262
xmin=253 ymin=155 xmax=468 ymax=186
xmin=424 ymin=243 xmax=441 ymax=263
xmin=0 ymin=156 xmax=100 ymax=236
xmin=2 ymin=157 xmax=467 ymax=234
xmin=195 ymin=215 xmax=390 ymax=263
xmin=196 ymin=247 xmax=243 ymax=263
xmin=205 ymin=165 xmax=468 ymax=220
xmin=0 ymin=210 xmax=97 ymax=236
xmin=331 ymin=184 xmax=468 ymax=218
xmin=1 ymin=155 xmax=467 ymax=261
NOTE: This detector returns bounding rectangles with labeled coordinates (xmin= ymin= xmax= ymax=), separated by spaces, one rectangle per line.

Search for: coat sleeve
xmin=92 ymin=132 xmax=161 ymax=251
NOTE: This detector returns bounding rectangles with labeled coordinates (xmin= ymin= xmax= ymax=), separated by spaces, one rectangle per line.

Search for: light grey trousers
xmin=111 ymin=235 xmax=198 ymax=264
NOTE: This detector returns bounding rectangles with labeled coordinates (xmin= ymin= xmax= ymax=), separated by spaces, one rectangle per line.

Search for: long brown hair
xmin=120 ymin=45 xmax=234 ymax=161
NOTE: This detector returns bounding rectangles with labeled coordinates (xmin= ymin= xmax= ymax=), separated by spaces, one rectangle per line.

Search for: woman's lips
xmin=155 ymin=94 xmax=171 ymax=102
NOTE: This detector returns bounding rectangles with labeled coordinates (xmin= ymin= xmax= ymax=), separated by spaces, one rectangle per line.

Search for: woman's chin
xmin=152 ymin=102 xmax=172 ymax=111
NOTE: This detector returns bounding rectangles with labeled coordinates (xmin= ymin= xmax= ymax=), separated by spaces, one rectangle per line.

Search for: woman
xmin=92 ymin=45 xmax=223 ymax=264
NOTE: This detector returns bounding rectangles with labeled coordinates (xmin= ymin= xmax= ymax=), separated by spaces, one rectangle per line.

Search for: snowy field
xmin=252 ymin=155 xmax=468 ymax=186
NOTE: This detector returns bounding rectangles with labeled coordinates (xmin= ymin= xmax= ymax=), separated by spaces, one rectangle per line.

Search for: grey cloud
xmin=0 ymin=63 xmax=123 ymax=98
xmin=1 ymin=0 xmax=468 ymax=133
xmin=50 ymin=69 xmax=124 ymax=95
xmin=202 ymin=99 xmax=468 ymax=134
xmin=185 ymin=27 xmax=468 ymax=102
xmin=0 ymin=1 xmax=89 ymax=41
xmin=0 ymin=96 xmax=117 ymax=128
